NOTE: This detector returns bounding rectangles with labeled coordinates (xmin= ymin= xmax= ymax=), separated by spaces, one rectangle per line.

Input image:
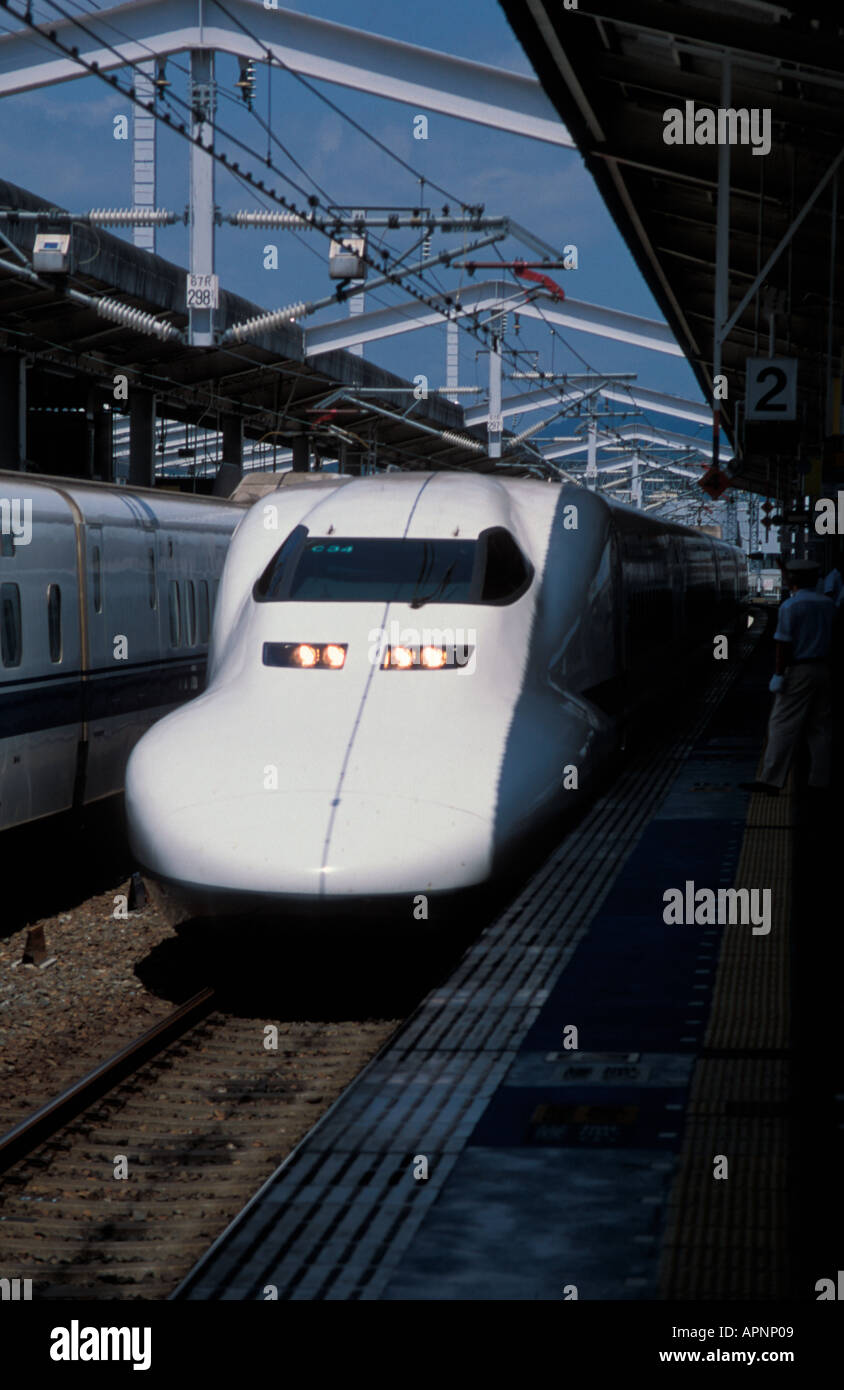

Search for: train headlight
xmin=391 ymin=645 xmax=414 ymax=669
xmin=420 ymin=645 xmax=447 ymax=669
xmin=263 ymin=642 xmax=348 ymax=669
xmin=293 ymin=643 xmax=318 ymax=668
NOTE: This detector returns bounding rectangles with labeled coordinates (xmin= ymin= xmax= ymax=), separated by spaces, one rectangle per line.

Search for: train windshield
xmin=254 ymin=526 xmax=533 ymax=605
xmin=255 ymin=529 xmax=479 ymax=604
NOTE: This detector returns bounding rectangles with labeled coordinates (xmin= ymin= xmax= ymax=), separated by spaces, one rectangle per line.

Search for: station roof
xmin=0 ymin=178 xmax=490 ymax=472
xmin=500 ymin=1 xmax=844 ymax=497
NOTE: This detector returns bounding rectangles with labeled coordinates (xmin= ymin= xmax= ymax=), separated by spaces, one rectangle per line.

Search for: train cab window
xmin=185 ymin=579 xmax=197 ymax=646
xmin=479 ymin=528 xmax=533 ymax=603
xmin=148 ymin=548 xmax=157 ymax=609
xmin=47 ymin=584 xmax=62 ymax=663
xmin=1 ymin=582 xmax=22 ymax=667
xmin=168 ymin=581 xmax=181 ymax=647
xmin=198 ymin=580 xmax=210 ymax=643
xmin=92 ymin=545 xmax=103 ymax=613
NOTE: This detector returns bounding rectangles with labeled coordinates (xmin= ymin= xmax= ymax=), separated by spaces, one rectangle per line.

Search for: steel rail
xmin=0 ymin=986 xmax=217 ymax=1174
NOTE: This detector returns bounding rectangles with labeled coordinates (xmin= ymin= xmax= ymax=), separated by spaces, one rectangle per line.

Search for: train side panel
xmin=0 ymin=480 xmax=82 ymax=826
xmin=0 ymin=471 xmax=241 ymax=830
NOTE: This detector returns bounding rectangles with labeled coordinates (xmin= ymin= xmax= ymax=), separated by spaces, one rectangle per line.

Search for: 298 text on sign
xmin=186 ymin=274 xmax=219 ymax=310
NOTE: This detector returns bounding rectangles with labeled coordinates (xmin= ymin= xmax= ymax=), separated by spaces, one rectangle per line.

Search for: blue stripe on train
xmin=0 ymin=656 xmax=208 ymax=736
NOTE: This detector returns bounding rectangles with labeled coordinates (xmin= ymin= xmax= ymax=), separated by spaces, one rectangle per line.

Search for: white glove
xmin=769 ymin=674 xmax=785 ymax=694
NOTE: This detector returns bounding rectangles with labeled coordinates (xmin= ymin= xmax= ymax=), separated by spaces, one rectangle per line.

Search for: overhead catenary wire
xmin=0 ymin=1 xmax=708 ymax=496
xmin=209 ymin=0 xmax=473 ymax=212
xmin=2 ymin=0 xmax=549 ymax=393
xmin=5 ymin=0 xmax=594 ymax=442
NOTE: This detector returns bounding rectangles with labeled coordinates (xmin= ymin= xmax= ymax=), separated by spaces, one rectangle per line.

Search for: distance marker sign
xmin=745 ymin=357 xmax=797 ymax=421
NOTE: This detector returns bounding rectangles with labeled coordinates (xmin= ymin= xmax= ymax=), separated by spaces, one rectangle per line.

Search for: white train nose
xmin=318 ymin=793 xmax=494 ymax=896
xmin=128 ymin=784 xmax=492 ymax=900
xmin=128 ymin=789 xmax=331 ymax=897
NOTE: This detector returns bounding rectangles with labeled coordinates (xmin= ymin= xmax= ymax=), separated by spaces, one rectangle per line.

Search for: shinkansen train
xmin=125 ymin=470 xmax=748 ymax=915
xmin=0 ymin=471 xmax=241 ymax=831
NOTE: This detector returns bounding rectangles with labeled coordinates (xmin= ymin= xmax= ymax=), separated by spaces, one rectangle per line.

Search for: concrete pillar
xmin=0 ymin=353 xmax=26 ymax=469
xmin=291 ymin=435 xmax=309 ymax=472
xmin=221 ymin=414 xmax=243 ymax=469
xmin=129 ymin=388 xmax=156 ymax=488
xmin=86 ymin=387 xmax=114 ymax=481
xmin=94 ymin=401 xmax=114 ymax=482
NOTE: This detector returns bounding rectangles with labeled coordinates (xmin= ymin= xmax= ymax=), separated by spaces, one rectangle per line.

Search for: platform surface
xmin=176 ymin=616 xmax=814 ymax=1301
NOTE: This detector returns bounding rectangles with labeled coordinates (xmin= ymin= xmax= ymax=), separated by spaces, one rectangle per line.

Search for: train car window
xmin=1 ymin=582 xmax=22 ymax=667
xmin=92 ymin=545 xmax=103 ymax=613
xmin=1 ymin=532 xmax=14 ymax=558
xmin=168 ymin=580 xmax=181 ymax=647
xmin=254 ymin=527 xmax=479 ymax=604
xmin=147 ymin=548 xmax=157 ymax=609
xmin=479 ymin=528 xmax=533 ymax=603
xmin=186 ymin=580 xmax=197 ymax=646
xmin=47 ymin=583 xmax=62 ymax=663
xmin=198 ymin=580 xmax=210 ymax=643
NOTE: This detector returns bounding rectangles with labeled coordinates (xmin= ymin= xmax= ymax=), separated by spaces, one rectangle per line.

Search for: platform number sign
xmin=746 ymin=357 xmax=797 ymax=421
xmin=186 ymin=273 xmax=219 ymax=310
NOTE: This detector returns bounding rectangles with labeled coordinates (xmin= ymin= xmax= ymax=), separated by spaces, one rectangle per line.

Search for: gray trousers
xmin=759 ymin=662 xmax=833 ymax=788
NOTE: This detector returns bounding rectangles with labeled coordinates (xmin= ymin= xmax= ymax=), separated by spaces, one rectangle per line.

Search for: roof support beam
xmin=305 ymin=280 xmax=681 ymax=357
xmin=0 ymin=0 xmax=571 ymax=146
xmin=721 ymin=141 xmax=844 ymax=342
xmin=464 ymin=382 xmax=712 ymax=428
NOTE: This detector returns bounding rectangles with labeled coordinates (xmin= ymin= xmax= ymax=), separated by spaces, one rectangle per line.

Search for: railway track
xmin=0 ymin=631 xmax=765 ymax=1302
xmin=0 ymin=984 xmax=397 ymax=1299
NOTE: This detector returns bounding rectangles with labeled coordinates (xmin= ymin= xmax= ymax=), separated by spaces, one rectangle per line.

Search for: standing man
xmin=740 ymin=558 xmax=835 ymax=795
xmin=823 ymin=551 xmax=844 ymax=602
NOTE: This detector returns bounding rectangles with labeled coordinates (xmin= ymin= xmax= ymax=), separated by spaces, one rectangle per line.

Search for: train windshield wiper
xmin=409 ymin=563 xmax=457 ymax=608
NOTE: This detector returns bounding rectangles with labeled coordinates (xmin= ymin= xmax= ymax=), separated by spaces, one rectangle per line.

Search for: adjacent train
xmin=0 ymin=471 xmax=241 ymax=831
xmin=125 ymin=470 xmax=748 ymax=914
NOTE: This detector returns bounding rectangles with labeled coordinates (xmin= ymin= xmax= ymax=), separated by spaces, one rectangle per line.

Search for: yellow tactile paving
xmin=659 ymin=775 xmax=793 ymax=1299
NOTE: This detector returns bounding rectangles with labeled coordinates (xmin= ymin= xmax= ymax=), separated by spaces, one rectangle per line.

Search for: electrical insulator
xmin=236 ymin=61 xmax=256 ymax=109
xmin=153 ymin=61 xmax=169 ymax=95
xmin=422 ymin=233 xmax=431 ymax=260
xmin=93 ymin=296 xmax=182 ymax=341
